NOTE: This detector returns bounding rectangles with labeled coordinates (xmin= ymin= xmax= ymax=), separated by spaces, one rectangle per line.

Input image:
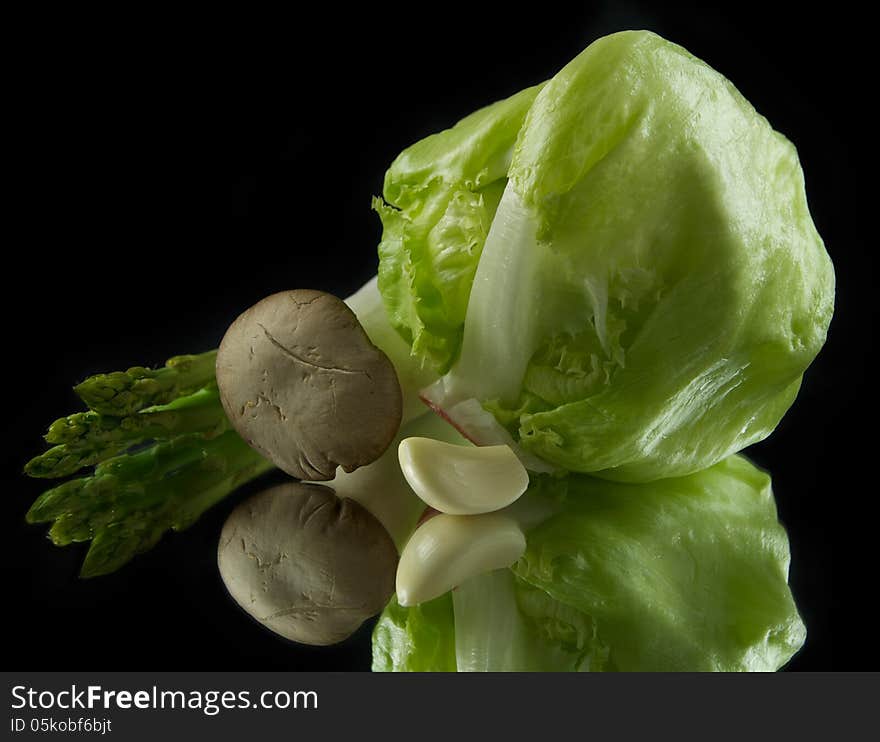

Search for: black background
xmin=4 ymin=3 xmax=871 ymax=671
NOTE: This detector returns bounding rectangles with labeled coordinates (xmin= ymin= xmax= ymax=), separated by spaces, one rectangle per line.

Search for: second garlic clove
xmin=395 ymin=512 xmax=527 ymax=607
xmin=398 ymin=437 xmax=530 ymax=515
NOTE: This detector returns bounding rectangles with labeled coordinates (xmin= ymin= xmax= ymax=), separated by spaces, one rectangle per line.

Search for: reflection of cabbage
xmin=375 ymin=30 xmax=834 ymax=481
xmin=373 ymin=455 xmax=806 ymax=672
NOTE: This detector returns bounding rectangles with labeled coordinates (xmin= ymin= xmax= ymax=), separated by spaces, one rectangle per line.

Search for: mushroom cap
xmin=216 ymin=289 xmax=402 ymax=480
xmin=217 ymin=482 xmax=398 ymax=646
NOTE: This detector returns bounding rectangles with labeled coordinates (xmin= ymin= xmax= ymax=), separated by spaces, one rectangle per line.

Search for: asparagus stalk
xmin=74 ymin=350 xmax=218 ymax=416
xmin=25 ymin=388 xmax=229 ymax=478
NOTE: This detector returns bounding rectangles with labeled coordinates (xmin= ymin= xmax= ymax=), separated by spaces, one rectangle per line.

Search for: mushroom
xmin=216 ymin=289 xmax=402 ymax=481
xmin=217 ymin=482 xmax=398 ymax=646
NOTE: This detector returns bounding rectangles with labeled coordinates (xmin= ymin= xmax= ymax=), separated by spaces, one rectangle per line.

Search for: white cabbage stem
xmin=345 ymin=275 xmax=437 ymax=424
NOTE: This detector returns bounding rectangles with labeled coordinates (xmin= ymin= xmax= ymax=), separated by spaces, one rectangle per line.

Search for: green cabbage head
xmin=375 ymin=30 xmax=834 ymax=481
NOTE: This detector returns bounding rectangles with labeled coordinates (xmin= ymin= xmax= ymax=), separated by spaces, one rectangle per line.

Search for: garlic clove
xmin=395 ymin=512 xmax=526 ymax=607
xmin=398 ymin=437 xmax=529 ymax=515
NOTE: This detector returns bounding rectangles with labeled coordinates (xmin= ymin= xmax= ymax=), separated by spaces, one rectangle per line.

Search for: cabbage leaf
xmin=372 ymin=593 xmax=457 ymax=672
xmin=375 ymin=83 xmax=543 ymax=373
xmin=513 ymin=455 xmax=805 ymax=671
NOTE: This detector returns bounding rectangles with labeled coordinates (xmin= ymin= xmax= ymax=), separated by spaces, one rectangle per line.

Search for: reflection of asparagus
xmin=27 ymin=431 xmax=273 ymax=577
xmin=74 ymin=351 xmax=218 ymax=416
xmin=26 ymin=388 xmax=229 ymax=478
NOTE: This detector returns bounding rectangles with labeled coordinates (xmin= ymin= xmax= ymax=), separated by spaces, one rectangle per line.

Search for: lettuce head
xmin=375 ymin=30 xmax=834 ymax=481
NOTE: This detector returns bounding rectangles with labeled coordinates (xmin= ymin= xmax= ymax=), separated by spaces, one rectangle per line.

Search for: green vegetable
xmin=373 ymin=455 xmax=805 ymax=671
xmin=75 ymin=351 xmax=218 ymax=416
xmin=453 ymin=570 xmax=608 ymax=671
xmin=26 ymin=388 xmax=229 ymax=478
xmin=27 ymin=430 xmax=273 ymax=577
xmin=375 ymin=83 xmax=543 ymax=374
xmin=516 ymin=455 xmax=805 ymax=671
xmin=372 ymin=593 xmax=457 ymax=672
xmin=378 ymin=30 xmax=834 ymax=481
xmin=25 ymin=349 xmax=268 ymax=577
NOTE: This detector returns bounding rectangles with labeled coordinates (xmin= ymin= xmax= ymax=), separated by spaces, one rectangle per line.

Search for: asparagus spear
xmin=25 ymin=388 xmax=230 ymax=478
xmin=27 ymin=431 xmax=274 ymax=577
xmin=74 ymin=350 xmax=218 ymax=416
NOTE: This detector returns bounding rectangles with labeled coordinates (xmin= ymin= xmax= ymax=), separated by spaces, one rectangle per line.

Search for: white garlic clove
xmin=395 ymin=512 xmax=526 ymax=607
xmin=398 ymin=437 xmax=529 ymax=515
